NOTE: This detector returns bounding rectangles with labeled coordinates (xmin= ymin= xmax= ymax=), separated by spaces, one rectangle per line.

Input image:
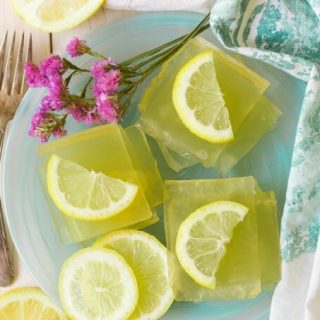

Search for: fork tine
xmin=2 ymin=32 xmax=16 ymax=94
xmin=11 ymin=33 xmax=25 ymax=94
xmin=21 ymin=34 xmax=32 ymax=94
xmin=0 ymin=31 xmax=8 ymax=90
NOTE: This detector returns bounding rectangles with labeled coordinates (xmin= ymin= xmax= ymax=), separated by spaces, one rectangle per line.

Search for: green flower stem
xmin=80 ymin=77 xmax=93 ymax=98
xmin=132 ymin=23 xmax=210 ymax=70
xmin=65 ymin=70 xmax=78 ymax=86
xmin=87 ymin=49 xmax=107 ymax=60
xmin=116 ymin=14 xmax=210 ymax=117
xmin=121 ymin=13 xmax=210 ymax=67
xmin=143 ymin=22 xmax=210 ymax=75
xmin=64 ymin=58 xmax=89 ymax=72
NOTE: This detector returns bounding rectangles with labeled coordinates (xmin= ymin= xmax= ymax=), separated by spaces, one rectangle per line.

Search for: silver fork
xmin=0 ymin=31 xmax=32 ymax=286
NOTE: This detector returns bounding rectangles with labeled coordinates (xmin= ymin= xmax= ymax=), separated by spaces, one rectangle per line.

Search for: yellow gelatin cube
xmin=255 ymin=187 xmax=281 ymax=290
xmin=157 ymin=95 xmax=281 ymax=173
xmin=215 ymin=96 xmax=282 ymax=174
xmin=158 ymin=144 xmax=198 ymax=172
xmin=38 ymin=124 xmax=155 ymax=243
xmin=120 ymin=125 xmax=163 ymax=207
xmin=164 ymin=177 xmax=261 ymax=300
xmin=139 ymin=37 xmax=270 ymax=168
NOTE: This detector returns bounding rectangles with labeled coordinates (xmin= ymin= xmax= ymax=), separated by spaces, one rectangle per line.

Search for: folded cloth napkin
xmin=209 ymin=1 xmax=320 ymax=319
xmin=105 ymin=0 xmax=213 ymax=12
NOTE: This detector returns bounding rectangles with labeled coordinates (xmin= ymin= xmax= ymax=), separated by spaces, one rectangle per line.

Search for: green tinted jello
xmin=164 ymin=177 xmax=281 ymax=300
xmin=164 ymin=177 xmax=261 ymax=300
xmin=138 ymin=37 xmax=281 ymax=173
xmin=38 ymin=124 xmax=162 ymax=243
xmin=255 ymin=187 xmax=281 ymax=290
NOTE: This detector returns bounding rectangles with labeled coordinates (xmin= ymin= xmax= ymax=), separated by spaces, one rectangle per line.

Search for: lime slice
xmin=176 ymin=201 xmax=248 ymax=288
xmin=172 ymin=50 xmax=234 ymax=143
xmin=0 ymin=287 xmax=66 ymax=319
xmin=47 ymin=154 xmax=138 ymax=221
xmin=59 ymin=248 xmax=138 ymax=320
xmin=13 ymin=0 xmax=105 ymax=32
xmin=94 ymin=230 xmax=174 ymax=320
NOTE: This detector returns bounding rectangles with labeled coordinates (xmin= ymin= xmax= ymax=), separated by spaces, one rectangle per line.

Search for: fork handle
xmin=0 ymin=128 xmax=14 ymax=286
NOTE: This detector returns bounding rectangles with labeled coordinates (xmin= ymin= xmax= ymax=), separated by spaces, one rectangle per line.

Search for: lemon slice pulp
xmin=59 ymin=248 xmax=138 ymax=320
xmin=47 ymin=154 xmax=138 ymax=221
xmin=172 ymin=50 xmax=234 ymax=143
xmin=95 ymin=230 xmax=174 ymax=320
xmin=0 ymin=287 xmax=66 ymax=319
xmin=176 ymin=200 xmax=248 ymax=288
xmin=13 ymin=0 xmax=105 ymax=32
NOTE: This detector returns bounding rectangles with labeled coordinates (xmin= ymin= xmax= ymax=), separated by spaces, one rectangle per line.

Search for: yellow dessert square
xmin=164 ymin=177 xmax=261 ymax=300
xmin=255 ymin=188 xmax=281 ymax=290
xmin=157 ymin=96 xmax=281 ymax=173
xmin=215 ymin=96 xmax=282 ymax=174
xmin=120 ymin=125 xmax=163 ymax=208
xmin=138 ymin=37 xmax=271 ymax=169
xmin=38 ymin=124 xmax=155 ymax=243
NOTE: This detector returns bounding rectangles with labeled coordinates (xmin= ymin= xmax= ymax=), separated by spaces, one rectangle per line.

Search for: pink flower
xmin=96 ymin=93 xmax=118 ymax=123
xmin=90 ymin=59 xmax=117 ymax=78
xmin=29 ymin=110 xmax=66 ymax=142
xmin=93 ymin=69 xmax=121 ymax=96
xmin=48 ymin=76 xmax=68 ymax=110
xmin=24 ymin=62 xmax=49 ymax=87
xmin=69 ymin=101 xmax=103 ymax=125
xmin=40 ymin=55 xmax=65 ymax=78
xmin=38 ymin=96 xmax=55 ymax=113
xmin=52 ymin=127 xmax=67 ymax=138
xmin=66 ymin=37 xmax=88 ymax=57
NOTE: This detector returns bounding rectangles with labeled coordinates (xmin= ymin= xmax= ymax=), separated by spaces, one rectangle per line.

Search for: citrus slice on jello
xmin=47 ymin=154 xmax=138 ymax=221
xmin=59 ymin=248 xmax=138 ymax=320
xmin=176 ymin=200 xmax=248 ymax=289
xmin=95 ymin=230 xmax=174 ymax=320
xmin=0 ymin=287 xmax=66 ymax=319
xmin=13 ymin=0 xmax=105 ymax=32
xmin=172 ymin=50 xmax=234 ymax=143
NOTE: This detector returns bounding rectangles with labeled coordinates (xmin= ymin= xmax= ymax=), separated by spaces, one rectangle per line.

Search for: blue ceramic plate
xmin=2 ymin=12 xmax=306 ymax=319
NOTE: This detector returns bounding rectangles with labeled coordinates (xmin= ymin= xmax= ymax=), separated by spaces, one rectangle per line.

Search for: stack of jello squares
xmin=38 ymin=124 xmax=163 ymax=243
xmin=138 ymin=37 xmax=282 ymax=174
xmin=164 ymin=177 xmax=281 ymax=300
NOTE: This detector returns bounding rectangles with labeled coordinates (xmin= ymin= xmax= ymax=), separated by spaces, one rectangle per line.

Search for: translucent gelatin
xmin=255 ymin=187 xmax=281 ymax=290
xmin=138 ymin=37 xmax=272 ymax=171
xmin=38 ymin=124 xmax=162 ymax=243
xmin=120 ymin=125 xmax=163 ymax=207
xmin=164 ymin=177 xmax=261 ymax=301
xmin=164 ymin=177 xmax=281 ymax=301
xmin=159 ymin=96 xmax=281 ymax=174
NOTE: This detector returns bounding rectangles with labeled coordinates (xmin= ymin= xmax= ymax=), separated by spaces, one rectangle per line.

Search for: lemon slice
xmin=47 ymin=154 xmax=138 ymax=221
xmin=59 ymin=248 xmax=138 ymax=320
xmin=0 ymin=287 xmax=66 ymax=319
xmin=172 ymin=50 xmax=234 ymax=143
xmin=13 ymin=0 xmax=105 ymax=32
xmin=176 ymin=201 xmax=248 ymax=289
xmin=95 ymin=230 xmax=174 ymax=320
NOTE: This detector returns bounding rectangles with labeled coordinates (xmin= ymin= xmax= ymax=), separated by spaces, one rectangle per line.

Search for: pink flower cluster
xmin=25 ymin=55 xmax=68 ymax=141
xmin=66 ymin=37 xmax=89 ymax=58
xmin=25 ymin=38 xmax=122 ymax=142
xmin=91 ymin=59 xmax=121 ymax=123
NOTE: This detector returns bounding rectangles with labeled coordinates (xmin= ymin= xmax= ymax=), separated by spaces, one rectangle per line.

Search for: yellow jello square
xmin=164 ymin=177 xmax=261 ymax=300
xmin=157 ymin=96 xmax=281 ymax=174
xmin=138 ymin=37 xmax=272 ymax=170
xmin=120 ymin=125 xmax=163 ymax=208
xmin=255 ymin=187 xmax=281 ymax=290
xmin=38 ymin=124 xmax=160 ymax=243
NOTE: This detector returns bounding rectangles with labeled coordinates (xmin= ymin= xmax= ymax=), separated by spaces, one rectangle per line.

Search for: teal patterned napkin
xmin=210 ymin=1 xmax=320 ymax=319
